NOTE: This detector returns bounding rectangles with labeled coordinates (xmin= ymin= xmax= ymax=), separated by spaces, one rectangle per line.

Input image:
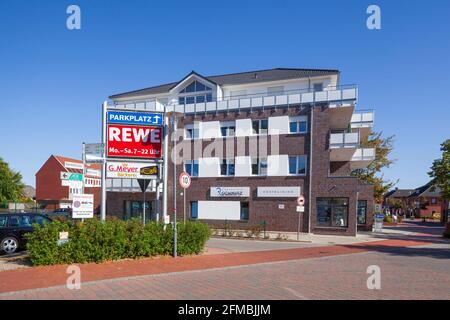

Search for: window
xmin=124 ymin=201 xmax=151 ymax=220
xmin=357 ymin=200 xmax=367 ymax=225
xmin=240 ymin=202 xmax=249 ymax=220
xmin=313 ymin=83 xmax=323 ymax=92
xmin=289 ymin=116 xmax=308 ymax=133
xmin=184 ymin=124 xmax=199 ymax=139
xmin=267 ymin=86 xmax=284 ymax=96
xmin=220 ymin=121 xmax=235 ymax=137
xmin=20 ymin=216 xmax=32 ymax=227
xmin=190 ymin=201 xmax=198 ymax=219
xmin=179 ymin=81 xmax=212 ymax=93
xmin=33 ymin=215 xmax=51 ymax=226
xmin=252 ymin=119 xmax=268 ymax=135
xmin=0 ymin=216 xmax=7 ymax=228
xmin=9 ymin=216 xmax=20 ymax=227
xmin=220 ymin=159 xmax=235 ymax=176
xmin=178 ymin=81 xmax=213 ymax=105
xmin=431 ymin=198 xmax=437 ymax=204
xmin=289 ymin=156 xmax=307 ymax=175
xmin=316 ymin=198 xmax=349 ymax=227
xmin=252 ymin=158 xmax=267 ymax=175
xmin=184 ymin=160 xmax=199 ymax=177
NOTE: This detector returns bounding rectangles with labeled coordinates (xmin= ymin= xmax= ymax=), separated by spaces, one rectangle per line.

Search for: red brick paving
xmin=0 ymin=238 xmax=429 ymax=294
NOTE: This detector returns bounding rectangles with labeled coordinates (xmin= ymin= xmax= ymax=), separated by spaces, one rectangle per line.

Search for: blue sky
xmin=0 ymin=0 xmax=449 ymax=188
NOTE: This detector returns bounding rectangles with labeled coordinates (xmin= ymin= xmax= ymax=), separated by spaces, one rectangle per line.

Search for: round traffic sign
xmin=179 ymin=172 xmax=191 ymax=189
xmin=297 ymin=195 xmax=305 ymax=206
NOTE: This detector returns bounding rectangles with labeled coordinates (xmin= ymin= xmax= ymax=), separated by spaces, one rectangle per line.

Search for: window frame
xmin=252 ymin=119 xmax=268 ymax=135
xmin=316 ymin=198 xmax=349 ymax=228
xmin=220 ymin=159 xmax=235 ymax=176
xmin=190 ymin=201 xmax=198 ymax=220
xmin=184 ymin=160 xmax=199 ymax=177
xmin=184 ymin=124 xmax=199 ymax=140
xmin=220 ymin=121 xmax=236 ymax=138
xmin=357 ymin=200 xmax=368 ymax=225
xmin=288 ymin=155 xmax=307 ymax=176
xmin=251 ymin=157 xmax=268 ymax=176
xmin=289 ymin=116 xmax=308 ymax=134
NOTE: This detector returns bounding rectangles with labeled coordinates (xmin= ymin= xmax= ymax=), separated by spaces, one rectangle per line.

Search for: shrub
xmin=26 ymin=219 xmax=211 ymax=266
xmin=384 ymin=215 xmax=393 ymax=223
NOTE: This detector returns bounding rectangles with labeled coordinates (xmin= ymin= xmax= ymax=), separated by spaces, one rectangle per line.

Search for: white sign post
xmin=296 ymin=194 xmax=306 ymax=241
xmin=179 ymin=172 xmax=191 ymax=223
xmin=71 ymin=194 xmax=94 ymax=219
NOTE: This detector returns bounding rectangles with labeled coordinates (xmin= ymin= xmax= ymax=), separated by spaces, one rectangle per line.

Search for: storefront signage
xmin=107 ymin=111 xmax=163 ymax=126
xmin=71 ymin=194 xmax=94 ymax=219
xmin=257 ymin=187 xmax=300 ymax=198
xmin=107 ymin=124 xmax=162 ymax=159
xmin=210 ymin=187 xmax=250 ymax=198
xmin=106 ymin=161 xmax=159 ymax=179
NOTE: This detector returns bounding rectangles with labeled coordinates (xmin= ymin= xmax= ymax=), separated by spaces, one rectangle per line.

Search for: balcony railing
xmin=352 ymin=148 xmax=376 ymax=161
xmin=329 ymin=132 xmax=360 ymax=149
xmin=108 ymin=85 xmax=358 ymax=114
xmin=351 ymin=110 xmax=374 ymax=129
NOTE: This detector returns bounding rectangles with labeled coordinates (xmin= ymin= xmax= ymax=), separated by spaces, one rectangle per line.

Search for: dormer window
xmin=178 ymin=81 xmax=213 ymax=105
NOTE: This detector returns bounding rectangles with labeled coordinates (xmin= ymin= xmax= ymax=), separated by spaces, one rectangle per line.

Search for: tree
xmin=352 ymin=132 xmax=397 ymax=203
xmin=0 ymin=157 xmax=25 ymax=203
xmin=428 ymin=139 xmax=450 ymax=200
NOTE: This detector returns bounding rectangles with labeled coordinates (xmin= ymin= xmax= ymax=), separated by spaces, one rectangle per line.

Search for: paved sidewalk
xmin=1 ymin=243 xmax=449 ymax=300
xmin=0 ymin=239 xmax=429 ymax=294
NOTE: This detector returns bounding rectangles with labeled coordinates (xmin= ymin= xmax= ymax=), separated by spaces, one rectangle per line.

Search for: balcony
xmin=108 ymin=85 xmax=358 ymax=113
xmin=329 ymin=132 xmax=359 ymax=161
xmin=350 ymin=148 xmax=376 ymax=169
xmin=351 ymin=110 xmax=374 ymax=140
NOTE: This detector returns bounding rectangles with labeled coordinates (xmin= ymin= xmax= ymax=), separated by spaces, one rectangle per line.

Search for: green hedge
xmin=26 ymin=219 xmax=211 ymax=266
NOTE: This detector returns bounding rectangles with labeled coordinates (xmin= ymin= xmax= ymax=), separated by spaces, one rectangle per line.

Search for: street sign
xmin=297 ymin=195 xmax=305 ymax=206
xmin=179 ymin=172 xmax=191 ymax=189
xmin=85 ymin=143 xmax=104 ymax=163
xmin=296 ymin=206 xmax=305 ymax=213
xmin=71 ymin=194 xmax=94 ymax=219
xmin=138 ymin=179 xmax=151 ymax=193
xmin=60 ymin=172 xmax=83 ymax=181
xmin=106 ymin=161 xmax=159 ymax=179
xmin=107 ymin=124 xmax=163 ymax=159
xmin=107 ymin=111 xmax=163 ymax=126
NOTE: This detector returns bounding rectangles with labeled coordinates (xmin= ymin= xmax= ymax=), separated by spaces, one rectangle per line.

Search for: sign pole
xmin=172 ymin=114 xmax=178 ymax=258
xmin=100 ymin=101 xmax=107 ymax=222
xmin=143 ymin=186 xmax=146 ymax=226
xmin=184 ymin=189 xmax=186 ymax=224
xmin=81 ymin=142 xmax=86 ymax=223
xmin=162 ymin=115 xmax=169 ymax=228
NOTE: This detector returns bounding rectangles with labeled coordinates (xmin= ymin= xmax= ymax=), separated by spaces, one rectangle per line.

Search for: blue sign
xmin=375 ymin=214 xmax=385 ymax=219
xmin=107 ymin=111 xmax=163 ymax=126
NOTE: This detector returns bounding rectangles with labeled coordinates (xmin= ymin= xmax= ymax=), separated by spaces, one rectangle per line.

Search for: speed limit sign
xmin=179 ymin=172 xmax=191 ymax=189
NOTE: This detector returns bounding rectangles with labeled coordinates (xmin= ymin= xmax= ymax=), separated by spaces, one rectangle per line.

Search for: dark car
xmin=0 ymin=213 xmax=52 ymax=255
xmin=47 ymin=208 xmax=72 ymax=218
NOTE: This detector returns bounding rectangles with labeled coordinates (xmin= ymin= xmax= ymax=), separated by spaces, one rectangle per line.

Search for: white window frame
xmin=184 ymin=160 xmax=199 ymax=177
xmin=220 ymin=159 xmax=235 ymax=176
xmin=184 ymin=124 xmax=199 ymax=140
xmin=251 ymin=157 xmax=268 ymax=176
xmin=220 ymin=121 xmax=236 ymax=137
xmin=289 ymin=116 xmax=308 ymax=134
xmin=288 ymin=155 xmax=307 ymax=176
xmin=252 ymin=119 xmax=268 ymax=135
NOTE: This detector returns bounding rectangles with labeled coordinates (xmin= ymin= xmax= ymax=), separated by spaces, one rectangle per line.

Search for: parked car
xmin=0 ymin=213 xmax=52 ymax=255
xmin=46 ymin=208 xmax=72 ymax=219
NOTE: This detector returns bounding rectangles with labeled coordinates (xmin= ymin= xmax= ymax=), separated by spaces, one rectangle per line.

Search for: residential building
xmin=35 ymin=155 xmax=102 ymax=211
xmin=107 ymin=68 xmax=376 ymax=236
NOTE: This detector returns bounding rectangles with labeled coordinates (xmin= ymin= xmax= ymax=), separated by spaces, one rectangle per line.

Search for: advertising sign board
xmin=71 ymin=194 xmax=94 ymax=219
xmin=107 ymin=111 xmax=163 ymax=126
xmin=107 ymin=124 xmax=162 ymax=159
xmin=106 ymin=161 xmax=159 ymax=179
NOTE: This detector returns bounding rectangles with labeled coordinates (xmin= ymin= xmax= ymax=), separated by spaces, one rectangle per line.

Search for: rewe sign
xmin=107 ymin=124 xmax=162 ymax=159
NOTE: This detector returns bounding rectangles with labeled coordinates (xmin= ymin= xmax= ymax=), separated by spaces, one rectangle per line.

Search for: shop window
xmin=357 ymin=200 xmax=367 ymax=225
xmin=190 ymin=201 xmax=198 ymax=219
xmin=240 ymin=202 xmax=249 ymax=220
xmin=124 ymin=201 xmax=151 ymax=220
xmin=316 ymin=198 xmax=348 ymax=227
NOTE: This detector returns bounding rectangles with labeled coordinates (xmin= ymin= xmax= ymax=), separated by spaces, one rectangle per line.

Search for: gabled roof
xmin=384 ymin=189 xmax=415 ymax=199
xmin=53 ymin=155 xmax=101 ymax=177
xmin=408 ymin=181 xmax=442 ymax=198
xmin=109 ymin=68 xmax=340 ymax=99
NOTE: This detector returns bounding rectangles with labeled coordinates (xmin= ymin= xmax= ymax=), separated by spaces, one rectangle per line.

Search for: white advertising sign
xmin=106 ymin=161 xmax=158 ymax=179
xmin=257 ymin=187 xmax=301 ymax=198
xmin=64 ymin=161 xmax=84 ymax=170
xmin=71 ymin=194 xmax=94 ymax=219
xmin=210 ymin=187 xmax=250 ymax=198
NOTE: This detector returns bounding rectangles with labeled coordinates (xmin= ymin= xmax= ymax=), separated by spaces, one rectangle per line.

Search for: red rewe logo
xmin=107 ymin=124 xmax=162 ymax=159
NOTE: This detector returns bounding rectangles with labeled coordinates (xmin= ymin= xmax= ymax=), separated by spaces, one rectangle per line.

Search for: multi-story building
xmin=108 ymin=68 xmax=376 ymax=236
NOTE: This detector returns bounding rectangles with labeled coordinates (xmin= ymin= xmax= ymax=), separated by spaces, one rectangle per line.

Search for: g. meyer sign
xmin=257 ymin=187 xmax=301 ymax=198
xmin=107 ymin=124 xmax=162 ymax=159
xmin=107 ymin=111 xmax=163 ymax=126
xmin=210 ymin=187 xmax=250 ymax=198
xmin=107 ymin=161 xmax=159 ymax=179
